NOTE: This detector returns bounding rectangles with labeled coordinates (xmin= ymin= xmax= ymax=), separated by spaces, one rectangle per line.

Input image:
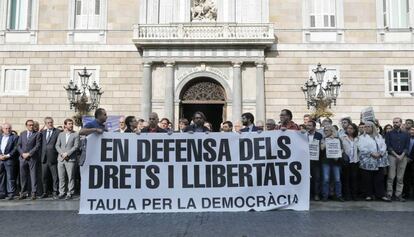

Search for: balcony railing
xmin=132 ymin=23 xmax=275 ymax=46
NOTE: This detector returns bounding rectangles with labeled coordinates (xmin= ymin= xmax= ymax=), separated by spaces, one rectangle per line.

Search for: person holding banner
xmin=140 ymin=113 xmax=167 ymax=133
xmin=340 ymin=123 xmax=359 ymax=201
xmin=320 ymin=125 xmax=344 ymax=202
xmin=276 ymin=109 xmax=300 ymax=131
xmin=358 ymin=121 xmax=390 ymax=202
xmin=240 ymin=112 xmax=259 ymax=132
xmin=184 ymin=112 xmax=210 ymax=133
xmin=306 ymin=120 xmax=323 ymax=201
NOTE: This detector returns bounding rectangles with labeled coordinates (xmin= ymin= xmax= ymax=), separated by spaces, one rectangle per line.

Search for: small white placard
xmin=325 ymin=138 xmax=342 ymax=159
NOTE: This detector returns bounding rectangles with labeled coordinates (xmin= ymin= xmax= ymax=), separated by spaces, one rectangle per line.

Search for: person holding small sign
xmin=306 ymin=120 xmax=323 ymax=201
xmin=358 ymin=121 xmax=390 ymax=202
xmin=320 ymin=125 xmax=344 ymax=202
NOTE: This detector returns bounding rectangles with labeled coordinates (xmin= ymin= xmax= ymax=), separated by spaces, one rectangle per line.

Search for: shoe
xmin=18 ymin=194 xmax=27 ymax=200
xmin=345 ymin=196 xmax=351 ymax=201
xmin=365 ymin=196 xmax=372 ymax=201
xmin=0 ymin=194 xmax=5 ymax=199
xmin=58 ymin=194 xmax=65 ymax=199
xmin=65 ymin=195 xmax=72 ymax=200
xmin=336 ymin=197 xmax=345 ymax=202
xmin=31 ymin=193 xmax=36 ymax=200
xmin=314 ymin=195 xmax=320 ymax=201
xmin=396 ymin=196 xmax=406 ymax=202
xmin=321 ymin=197 xmax=328 ymax=202
xmin=381 ymin=196 xmax=391 ymax=202
xmin=40 ymin=193 xmax=48 ymax=199
xmin=52 ymin=194 xmax=58 ymax=200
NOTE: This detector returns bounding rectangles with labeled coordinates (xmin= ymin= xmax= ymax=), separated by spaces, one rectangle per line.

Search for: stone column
xmin=232 ymin=61 xmax=242 ymax=122
xmin=164 ymin=61 xmax=175 ymax=123
xmin=256 ymin=61 xmax=266 ymax=122
xmin=141 ymin=62 xmax=152 ymax=120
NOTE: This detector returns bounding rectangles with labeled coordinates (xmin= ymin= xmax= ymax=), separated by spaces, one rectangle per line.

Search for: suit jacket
xmin=41 ymin=128 xmax=61 ymax=164
xmin=240 ymin=125 xmax=259 ymax=133
xmin=0 ymin=134 xmax=19 ymax=164
xmin=17 ymin=131 xmax=42 ymax=159
xmin=55 ymin=131 xmax=80 ymax=162
xmin=140 ymin=126 xmax=167 ymax=133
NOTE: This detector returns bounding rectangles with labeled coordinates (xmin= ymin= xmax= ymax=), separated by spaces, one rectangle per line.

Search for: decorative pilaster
xmin=256 ymin=61 xmax=266 ymax=122
xmin=142 ymin=62 xmax=152 ymax=120
xmin=164 ymin=61 xmax=175 ymax=123
xmin=232 ymin=61 xmax=243 ymax=122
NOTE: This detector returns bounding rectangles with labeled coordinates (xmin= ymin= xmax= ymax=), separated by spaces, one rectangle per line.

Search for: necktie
xmin=46 ymin=130 xmax=51 ymax=141
xmin=27 ymin=132 xmax=31 ymax=139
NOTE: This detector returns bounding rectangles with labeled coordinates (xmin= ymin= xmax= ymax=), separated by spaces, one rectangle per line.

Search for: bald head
xmin=148 ymin=112 xmax=159 ymax=128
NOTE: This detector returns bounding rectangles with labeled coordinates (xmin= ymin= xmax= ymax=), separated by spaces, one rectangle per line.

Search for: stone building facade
xmin=1 ymin=0 xmax=414 ymax=131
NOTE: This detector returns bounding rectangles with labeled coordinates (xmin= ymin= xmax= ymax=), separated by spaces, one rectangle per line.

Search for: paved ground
xmin=1 ymin=197 xmax=413 ymax=237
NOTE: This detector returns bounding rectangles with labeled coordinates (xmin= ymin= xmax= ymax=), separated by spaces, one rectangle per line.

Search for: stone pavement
xmin=1 ymin=197 xmax=413 ymax=237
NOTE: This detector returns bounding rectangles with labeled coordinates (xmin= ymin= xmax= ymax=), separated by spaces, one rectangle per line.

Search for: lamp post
xmin=301 ymin=63 xmax=342 ymax=120
xmin=64 ymin=67 xmax=103 ymax=126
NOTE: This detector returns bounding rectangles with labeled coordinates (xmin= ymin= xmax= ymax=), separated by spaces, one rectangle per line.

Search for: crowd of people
xmin=1 ymin=107 xmax=413 ymax=204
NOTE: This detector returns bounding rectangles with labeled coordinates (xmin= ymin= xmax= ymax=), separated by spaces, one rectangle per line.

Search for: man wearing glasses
xmin=17 ymin=120 xmax=42 ymax=200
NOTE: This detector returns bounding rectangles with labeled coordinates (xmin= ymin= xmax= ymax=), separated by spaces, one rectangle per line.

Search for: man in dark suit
xmin=0 ymin=123 xmax=19 ymax=200
xmin=40 ymin=117 xmax=61 ymax=199
xmin=240 ymin=112 xmax=259 ymax=132
xmin=306 ymin=120 xmax=323 ymax=201
xmin=17 ymin=119 xmax=42 ymax=200
xmin=140 ymin=113 xmax=167 ymax=133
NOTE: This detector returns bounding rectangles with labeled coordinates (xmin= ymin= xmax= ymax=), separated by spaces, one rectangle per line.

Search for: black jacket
xmin=41 ymin=128 xmax=61 ymax=164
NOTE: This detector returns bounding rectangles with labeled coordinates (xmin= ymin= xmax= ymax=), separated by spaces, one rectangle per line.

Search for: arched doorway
xmin=179 ymin=77 xmax=226 ymax=132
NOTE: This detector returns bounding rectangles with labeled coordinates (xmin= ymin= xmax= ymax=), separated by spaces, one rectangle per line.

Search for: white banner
xmin=79 ymin=131 xmax=310 ymax=214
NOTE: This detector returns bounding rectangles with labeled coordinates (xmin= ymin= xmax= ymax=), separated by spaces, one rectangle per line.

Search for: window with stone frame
xmin=386 ymin=68 xmax=413 ymax=95
xmin=383 ymin=0 xmax=410 ymax=29
xmin=0 ymin=66 xmax=30 ymax=96
xmin=74 ymin=0 xmax=103 ymax=29
xmin=309 ymin=0 xmax=337 ymax=28
xmin=7 ymin=0 xmax=33 ymax=30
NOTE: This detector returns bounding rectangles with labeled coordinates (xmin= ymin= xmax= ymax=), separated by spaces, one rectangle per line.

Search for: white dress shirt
xmin=1 ymin=135 xmax=10 ymax=156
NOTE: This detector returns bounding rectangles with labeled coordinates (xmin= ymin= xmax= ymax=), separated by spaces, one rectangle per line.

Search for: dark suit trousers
xmin=0 ymin=160 xmax=16 ymax=196
xmin=42 ymin=162 xmax=58 ymax=193
xmin=310 ymin=160 xmax=321 ymax=197
xmin=19 ymin=157 xmax=38 ymax=194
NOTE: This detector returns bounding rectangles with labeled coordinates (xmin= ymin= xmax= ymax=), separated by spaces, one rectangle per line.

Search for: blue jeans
xmin=322 ymin=162 xmax=342 ymax=198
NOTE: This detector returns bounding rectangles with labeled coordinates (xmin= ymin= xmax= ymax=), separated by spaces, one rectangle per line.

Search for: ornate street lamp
xmin=301 ymin=63 xmax=342 ymax=120
xmin=64 ymin=67 xmax=104 ymax=126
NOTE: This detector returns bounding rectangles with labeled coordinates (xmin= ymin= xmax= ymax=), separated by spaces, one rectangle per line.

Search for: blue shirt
xmin=385 ymin=129 xmax=410 ymax=155
xmin=84 ymin=119 xmax=107 ymax=131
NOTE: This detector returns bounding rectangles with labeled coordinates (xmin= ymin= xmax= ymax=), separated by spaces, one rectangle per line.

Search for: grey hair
xmin=1 ymin=122 xmax=12 ymax=129
xmin=364 ymin=121 xmax=379 ymax=137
